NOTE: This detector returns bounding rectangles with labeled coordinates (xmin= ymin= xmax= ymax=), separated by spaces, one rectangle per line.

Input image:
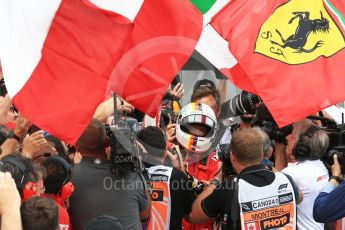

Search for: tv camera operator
xmin=313 ymin=120 xmax=345 ymax=223
xmin=68 ymin=118 xmax=151 ymax=230
xmin=281 ymin=119 xmax=329 ymax=230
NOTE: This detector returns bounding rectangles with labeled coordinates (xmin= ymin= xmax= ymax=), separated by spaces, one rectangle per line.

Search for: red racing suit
xmin=183 ymin=151 xmax=221 ymax=230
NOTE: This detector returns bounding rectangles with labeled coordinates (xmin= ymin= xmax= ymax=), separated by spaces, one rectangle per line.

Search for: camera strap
xmin=113 ymin=93 xmax=119 ymax=124
xmin=173 ymin=144 xmax=185 ymax=172
xmin=137 ymin=152 xmax=153 ymax=195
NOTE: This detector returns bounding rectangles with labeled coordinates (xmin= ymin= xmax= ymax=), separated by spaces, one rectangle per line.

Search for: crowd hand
xmin=0 ymin=95 xmax=11 ymax=125
xmin=214 ymin=167 xmax=223 ymax=181
xmin=14 ymin=113 xmax=30 ymax=138
xmin=120 ymin=99 xmax=135 ymax=113
xmin=166 ymin=145 xmax=180 ymax=169
xmin=331 ymin=154 xmax=343 ymax=179
xmin=165 ymin=123 xmax=176 ymax=142
xmin=169 ymin=83 xmax=184 ymax=100
xmin=0 ymin=172 xmax=21 ymax=216
xmin=94 ymin=97 xmax=135 ymax=122
xmin=22 ymin=130 xmax=50 ymax=158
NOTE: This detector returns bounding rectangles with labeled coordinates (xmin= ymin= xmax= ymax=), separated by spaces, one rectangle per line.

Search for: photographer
xmin=249 ymin=103 xmax=294 ymax=171
xmin=189 ymin=128 xmax=302 ymax=230
xmin=68 ymin=119 xmax=150 ymax=230
xmin=313 ymin=154 xmax=345 ymax=223
xmin=138 ymin=126 xmax=195 ymax=230
xmin=282 ymin=119 xmax=329 ymax=230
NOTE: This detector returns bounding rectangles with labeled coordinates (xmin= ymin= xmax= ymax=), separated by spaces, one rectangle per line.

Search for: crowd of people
xmin=1 ymin=63 xmax=345 ymax=230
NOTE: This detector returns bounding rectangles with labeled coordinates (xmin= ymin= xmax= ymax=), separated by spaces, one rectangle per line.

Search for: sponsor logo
xmin=252 ymin=197 xmax=279 ymax=210
xmin=153 ymin=169 xmax=168 ymax=173
xmin=316 ymin=175 xmax=327 ymax=182
xmin=242 ymin=203 xmax=252 ymax=212
xmin=255 ymin=0 xmax=345 ymax=65
xmin=150 ymin=175 xmax=168 ymax=182
xmin=151 ymin=190 xmax=164 ymax=201
xmin=278 ymin=183 xmax=288 ymax=191
xmin=279 ymin=193 xmax=293 ymax=205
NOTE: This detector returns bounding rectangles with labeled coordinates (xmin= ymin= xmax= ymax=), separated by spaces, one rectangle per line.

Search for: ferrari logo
xmin=255 ymin=0 xmax=345 ymax=65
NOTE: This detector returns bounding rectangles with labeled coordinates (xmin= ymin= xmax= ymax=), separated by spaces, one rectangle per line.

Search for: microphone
xmin=33 ymin=152 xmax=51 ymax=161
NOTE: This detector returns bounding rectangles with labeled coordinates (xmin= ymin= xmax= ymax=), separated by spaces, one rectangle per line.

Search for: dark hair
xmin=41 ymin=157 xmax=70 ymax=194
xmin=1 ymin=153 xmax=36 ymax=195
xmin=137 ymin=126 xmax=166 ymax=158
xmin=230 ymin=128 xmax=263 ymax=164
xmin=21 ymin=197 xmax=59 ymax=230
xmin=45 ymin=135 xmax=66 ymax=157
xmin=76 ymin=118 xmax=106 ymax=157
xmin=191 ymin=86 xmax=221 ymax=108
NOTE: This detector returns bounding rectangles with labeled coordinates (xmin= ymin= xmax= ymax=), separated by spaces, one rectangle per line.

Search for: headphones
xmin=1 ymin=156 xmax=36 ymax=200
xmin=48 ymin=156 xmax=74 ymax=202
xmin=292 ymin=125 xmax=319 ymax=160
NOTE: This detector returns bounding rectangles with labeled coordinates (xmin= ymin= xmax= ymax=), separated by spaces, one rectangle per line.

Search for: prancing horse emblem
xmin=270 ymin=11 xmax=330 ymax=53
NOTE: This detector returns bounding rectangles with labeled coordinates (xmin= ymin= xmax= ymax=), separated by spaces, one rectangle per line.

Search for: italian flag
xmin=194 ymin=0 xmax=238 ymax=80
xmin=0 ymin=0 xmax=202 ymax=144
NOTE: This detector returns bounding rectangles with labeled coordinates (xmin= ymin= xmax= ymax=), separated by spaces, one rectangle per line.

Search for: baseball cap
xmin=193 ymin=79 xmax=216 ymax=92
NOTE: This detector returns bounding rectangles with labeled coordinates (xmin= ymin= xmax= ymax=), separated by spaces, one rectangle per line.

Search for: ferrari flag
xmin=202 ymin=0 xmax=345 ymax=127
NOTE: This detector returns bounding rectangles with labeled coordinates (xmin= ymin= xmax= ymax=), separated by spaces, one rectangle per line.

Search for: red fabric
xmin=109 ymin=0 xmax=202 ymax=117
xmin=12 ymin=0 xmax=133 ymax=144
xmin=57 ymin=203 xmax=70 ymax=230
xmin=183 ymin=152 xmax=221 ymax=230
xmin=212 ymin=0 xmax=345 ymax=127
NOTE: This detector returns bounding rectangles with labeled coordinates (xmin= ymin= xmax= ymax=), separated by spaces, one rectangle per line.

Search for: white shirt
xmin=282 ymin=160 xmax=329 ymax=230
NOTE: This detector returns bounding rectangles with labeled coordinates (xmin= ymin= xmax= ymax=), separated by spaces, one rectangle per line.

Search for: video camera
xmin=159 ymin=92 xmax=179 ymax=129
xmin=218 ymin=144 xmax=236 ymax=178
xmin=105 ymin=118 xmax=141 ymax=174
xmin=313 ymin=117 xmax=345 ymax=174
xmin=251 ymin=103 xmax=293 ymax=144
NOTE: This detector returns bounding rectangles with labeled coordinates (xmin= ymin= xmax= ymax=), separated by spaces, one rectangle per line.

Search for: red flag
xmin=1 ymin=0 xmax=202 ymax=144
xmin=211 ymin=0 xmax=345 ymax=127
xmin=108 ymin=0 xmax=202 ymax=117
xmin=1 ymin=0 xmax=133 ymax=144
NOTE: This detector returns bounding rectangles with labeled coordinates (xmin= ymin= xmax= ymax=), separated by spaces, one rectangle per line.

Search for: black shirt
xmin=201 ymin=164 xmax=299 ymax=230
xmin=145 ymin=159 xmax=195 ymax=230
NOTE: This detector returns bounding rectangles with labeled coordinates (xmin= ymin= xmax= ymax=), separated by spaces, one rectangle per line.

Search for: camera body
xmin=251 ymin=104 xmax=292 ymax=144
xmin=321 ymin=123 xmax=345 ymax=174
xmin=106 ymin=120 xmax=140 ymax=173
xmin=159 ymin=108 xmax=175 ymax=129
xmin=218 ymin=144 xmax=236 ymax=177
xmin=326 ymin=148 xmax=345 ymax=174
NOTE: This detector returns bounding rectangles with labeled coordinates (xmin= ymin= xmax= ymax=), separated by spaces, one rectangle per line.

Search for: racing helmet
xmin=176 ymin=103 xmax=218 ymax=153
